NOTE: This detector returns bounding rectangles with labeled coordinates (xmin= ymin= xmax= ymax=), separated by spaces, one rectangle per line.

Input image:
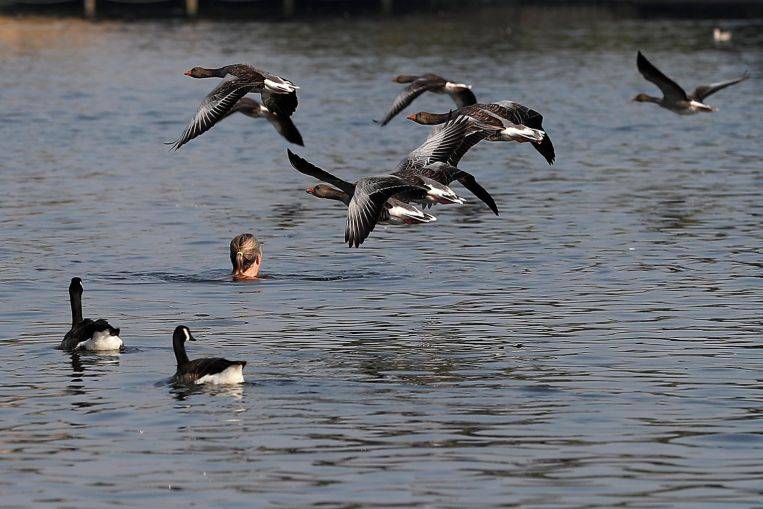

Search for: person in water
xmin=230 ymin=234 xmax=262 ymax=280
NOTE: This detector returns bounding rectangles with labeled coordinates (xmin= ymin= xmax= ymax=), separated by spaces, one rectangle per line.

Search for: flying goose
xmin=169 ymin=64 xmax=299 ymax=150
xmin=634 ymin=51 xmax=748 ymax=114
xmin=407 ymin=101 xmax=556 ymax=165
xmin=60 ymin=277 xmax=122 ymax=352
xmin=306 ymin=184 xmax=437 ymax=225
xmin=172 ymin=326 xmax=246 ymax=385
xmin=377 ymin=73 xmax=477 ymax=126
xmin=287 ymin=150 xmax=429 ymax=247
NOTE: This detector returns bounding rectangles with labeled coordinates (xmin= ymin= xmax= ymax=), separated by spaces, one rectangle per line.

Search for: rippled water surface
xmin=1 ymin=6 xmax=762 ymax=508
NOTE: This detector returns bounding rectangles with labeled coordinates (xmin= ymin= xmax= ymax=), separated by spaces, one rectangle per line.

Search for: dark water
xmin=1 ymin=7 xmax=762 ymax=508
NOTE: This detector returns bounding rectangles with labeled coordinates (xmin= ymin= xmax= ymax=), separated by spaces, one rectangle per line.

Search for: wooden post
xmin=84 ymin=0 xmax=96 ymax=18
xmin=283 ymin=0 xmax=295 ymax=16
xmin=186 ymin=0 xmax=198 ymax=17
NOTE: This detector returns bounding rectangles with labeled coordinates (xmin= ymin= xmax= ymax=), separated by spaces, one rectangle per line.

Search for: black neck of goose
xmin=69 ymin=289 xmax=83 ymax=326
xmin=173 ymin=334 xmax=189 ymax=366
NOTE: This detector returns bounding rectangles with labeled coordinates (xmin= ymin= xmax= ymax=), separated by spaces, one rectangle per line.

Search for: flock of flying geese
xmin=58 ymin=49 xmax=748 ymax=385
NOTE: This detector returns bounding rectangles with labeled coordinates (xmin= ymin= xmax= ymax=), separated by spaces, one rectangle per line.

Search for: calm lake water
xmin=1 ymin=6 xmax=762 ymax=508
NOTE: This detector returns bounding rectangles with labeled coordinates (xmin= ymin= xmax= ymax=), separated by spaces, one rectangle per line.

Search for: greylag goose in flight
xmin=169 ymin=64 xmax=299 ymax=150
xmin=172 ymin=326 xmax=246 ymax=385
xmin=306 ymin=184 xmax=437 ymax=225
xmin=230 ymin=233 xmax=263 ymax=280
xmin=60 ymin=277 xmax=122 ymax=352
xmin=407 ymin=101 xmax=555 ymax=165
xmin=392 ymin=116 xmax=500 ymax=214
xmin=377 ymin=73 xmax=477 ymax=126
xmin=287 ymin=150 xmax=429 ymax=247
xmin=634 ymin=51 xmax=748 ymax=115
xmin=223 ymin=98 xmax=303 ymax=146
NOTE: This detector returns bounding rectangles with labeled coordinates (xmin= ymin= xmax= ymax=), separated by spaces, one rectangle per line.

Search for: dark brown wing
xmin=261 ymin=91 xmax=298 ymax=118
xmin=287 ymin=150 xmax=355 ymax=195
xmin=176 ymin=358 xmax=246 ymax=381
xmin=346 ymin=177 xmax=426 ymax=247
xmin=169 ymin=78 xmax=253 ymax=150
xmin=637 ymin=51 xmax=688 ymax=102
xmin=689 ymin=72 xmax=749 ymax=101
xmin=378 ymin=78 xmax=439 ymax=126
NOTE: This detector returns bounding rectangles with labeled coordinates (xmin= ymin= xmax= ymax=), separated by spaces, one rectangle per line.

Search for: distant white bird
xmin=714 ymin=28 xmax=732 ymax=42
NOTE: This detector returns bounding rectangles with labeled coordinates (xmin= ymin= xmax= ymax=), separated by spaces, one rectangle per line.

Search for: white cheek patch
xmin=183 ymin=328 xmax=190 ymax=342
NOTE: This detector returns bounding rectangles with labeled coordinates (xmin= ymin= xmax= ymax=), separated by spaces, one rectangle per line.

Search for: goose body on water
xmin=60 ymin=277 xmax=122 ymax=352
xmin=170 ymin=64 xmax=299 ymax=150
xmin=378 ymin=73 xmax=477 ymax=126
xmin=230 ymin=233 xmax=263 ymax=280
xmin=407 ymin=101 xmax=556 ymax=165
xmin=634 ymin=51 xmax=748 ymax=115
xmin=172 ymin=326 xmax=246 ymax=385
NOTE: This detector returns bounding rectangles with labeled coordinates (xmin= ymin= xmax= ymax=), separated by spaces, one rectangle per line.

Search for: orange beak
xmin=306 ymin=187 xmax=314 ymax=194
xmin=183 ymin=70 xmax=192 ymax=77
xmin=406 ymin=114 xmax=416 ymax=121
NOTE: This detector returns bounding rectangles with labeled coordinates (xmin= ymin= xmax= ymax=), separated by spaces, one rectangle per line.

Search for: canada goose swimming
xmin=60 ymin=277 xmax=122 ymax=352
xmin=172 ymin=326 xmax=246 ymax=385
xmin=377 ymin=73 xmax=477 ymax=126
xmin=713 ymin=28 xmax=732 ymax=42
xmin=407 ymin=101 xmax=555 ymax=165
xmin=634 ymin=51 xmax=748 ymax=115
xmin=230 ymin=234 xmax=262 ymax=280
xmin=169 ymin=64 xmax=299 ymax=150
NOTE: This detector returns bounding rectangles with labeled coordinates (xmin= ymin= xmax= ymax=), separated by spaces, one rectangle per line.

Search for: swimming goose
xmin=393 ymin=116 xmax=500 ymax=214
xmin=713 ymin=28 xmax=732 ymax=42
xmin=377 ymin=73 xmax=477 ymax=126
xmin=306 ymin=184 xmax=437 ymax=225
xmin=223 ymin=98 xmax=303 ymax=146
xmin=169 ymin=64 xmax=299 ymax=150
xmin=287 ymin=150 xmax=429 ymax=247
xmin=60 ymin=277 xmax=122 ymax=352
xmin=230 ymin=233 xmax=263 ymax=280
xmin=172 ymin=326 xmax=246 ymax=385
xmin=407 ymin=101 xmax=556 ymax=165
xmin=634 ymin=51 xmax=748 ymax=114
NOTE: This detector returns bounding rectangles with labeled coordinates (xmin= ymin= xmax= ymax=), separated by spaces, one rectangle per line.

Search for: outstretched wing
xmin=690 ymin=71 xmax=749 ymax=101
xmin=261 ymin=90 xmax=299 ymax=118
xmin=265 ymin=112 xmax=304 ymax=145
xmin=346 ymin=177 xmax=425 ymax=247
xmin=405 ymin=115 xmax=471 ymax=166
xmin=169 ymin=78 xmax=253 ymax=150
xmin=455 ymin=170 xmax=499 ymax=215
xmin=378 ymin=78 xmax=438 ymax=126
xmin=287 ymin=150 xmax=355 ymax=195
xmin=637 ymin=51 xmax=688 ymax=102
